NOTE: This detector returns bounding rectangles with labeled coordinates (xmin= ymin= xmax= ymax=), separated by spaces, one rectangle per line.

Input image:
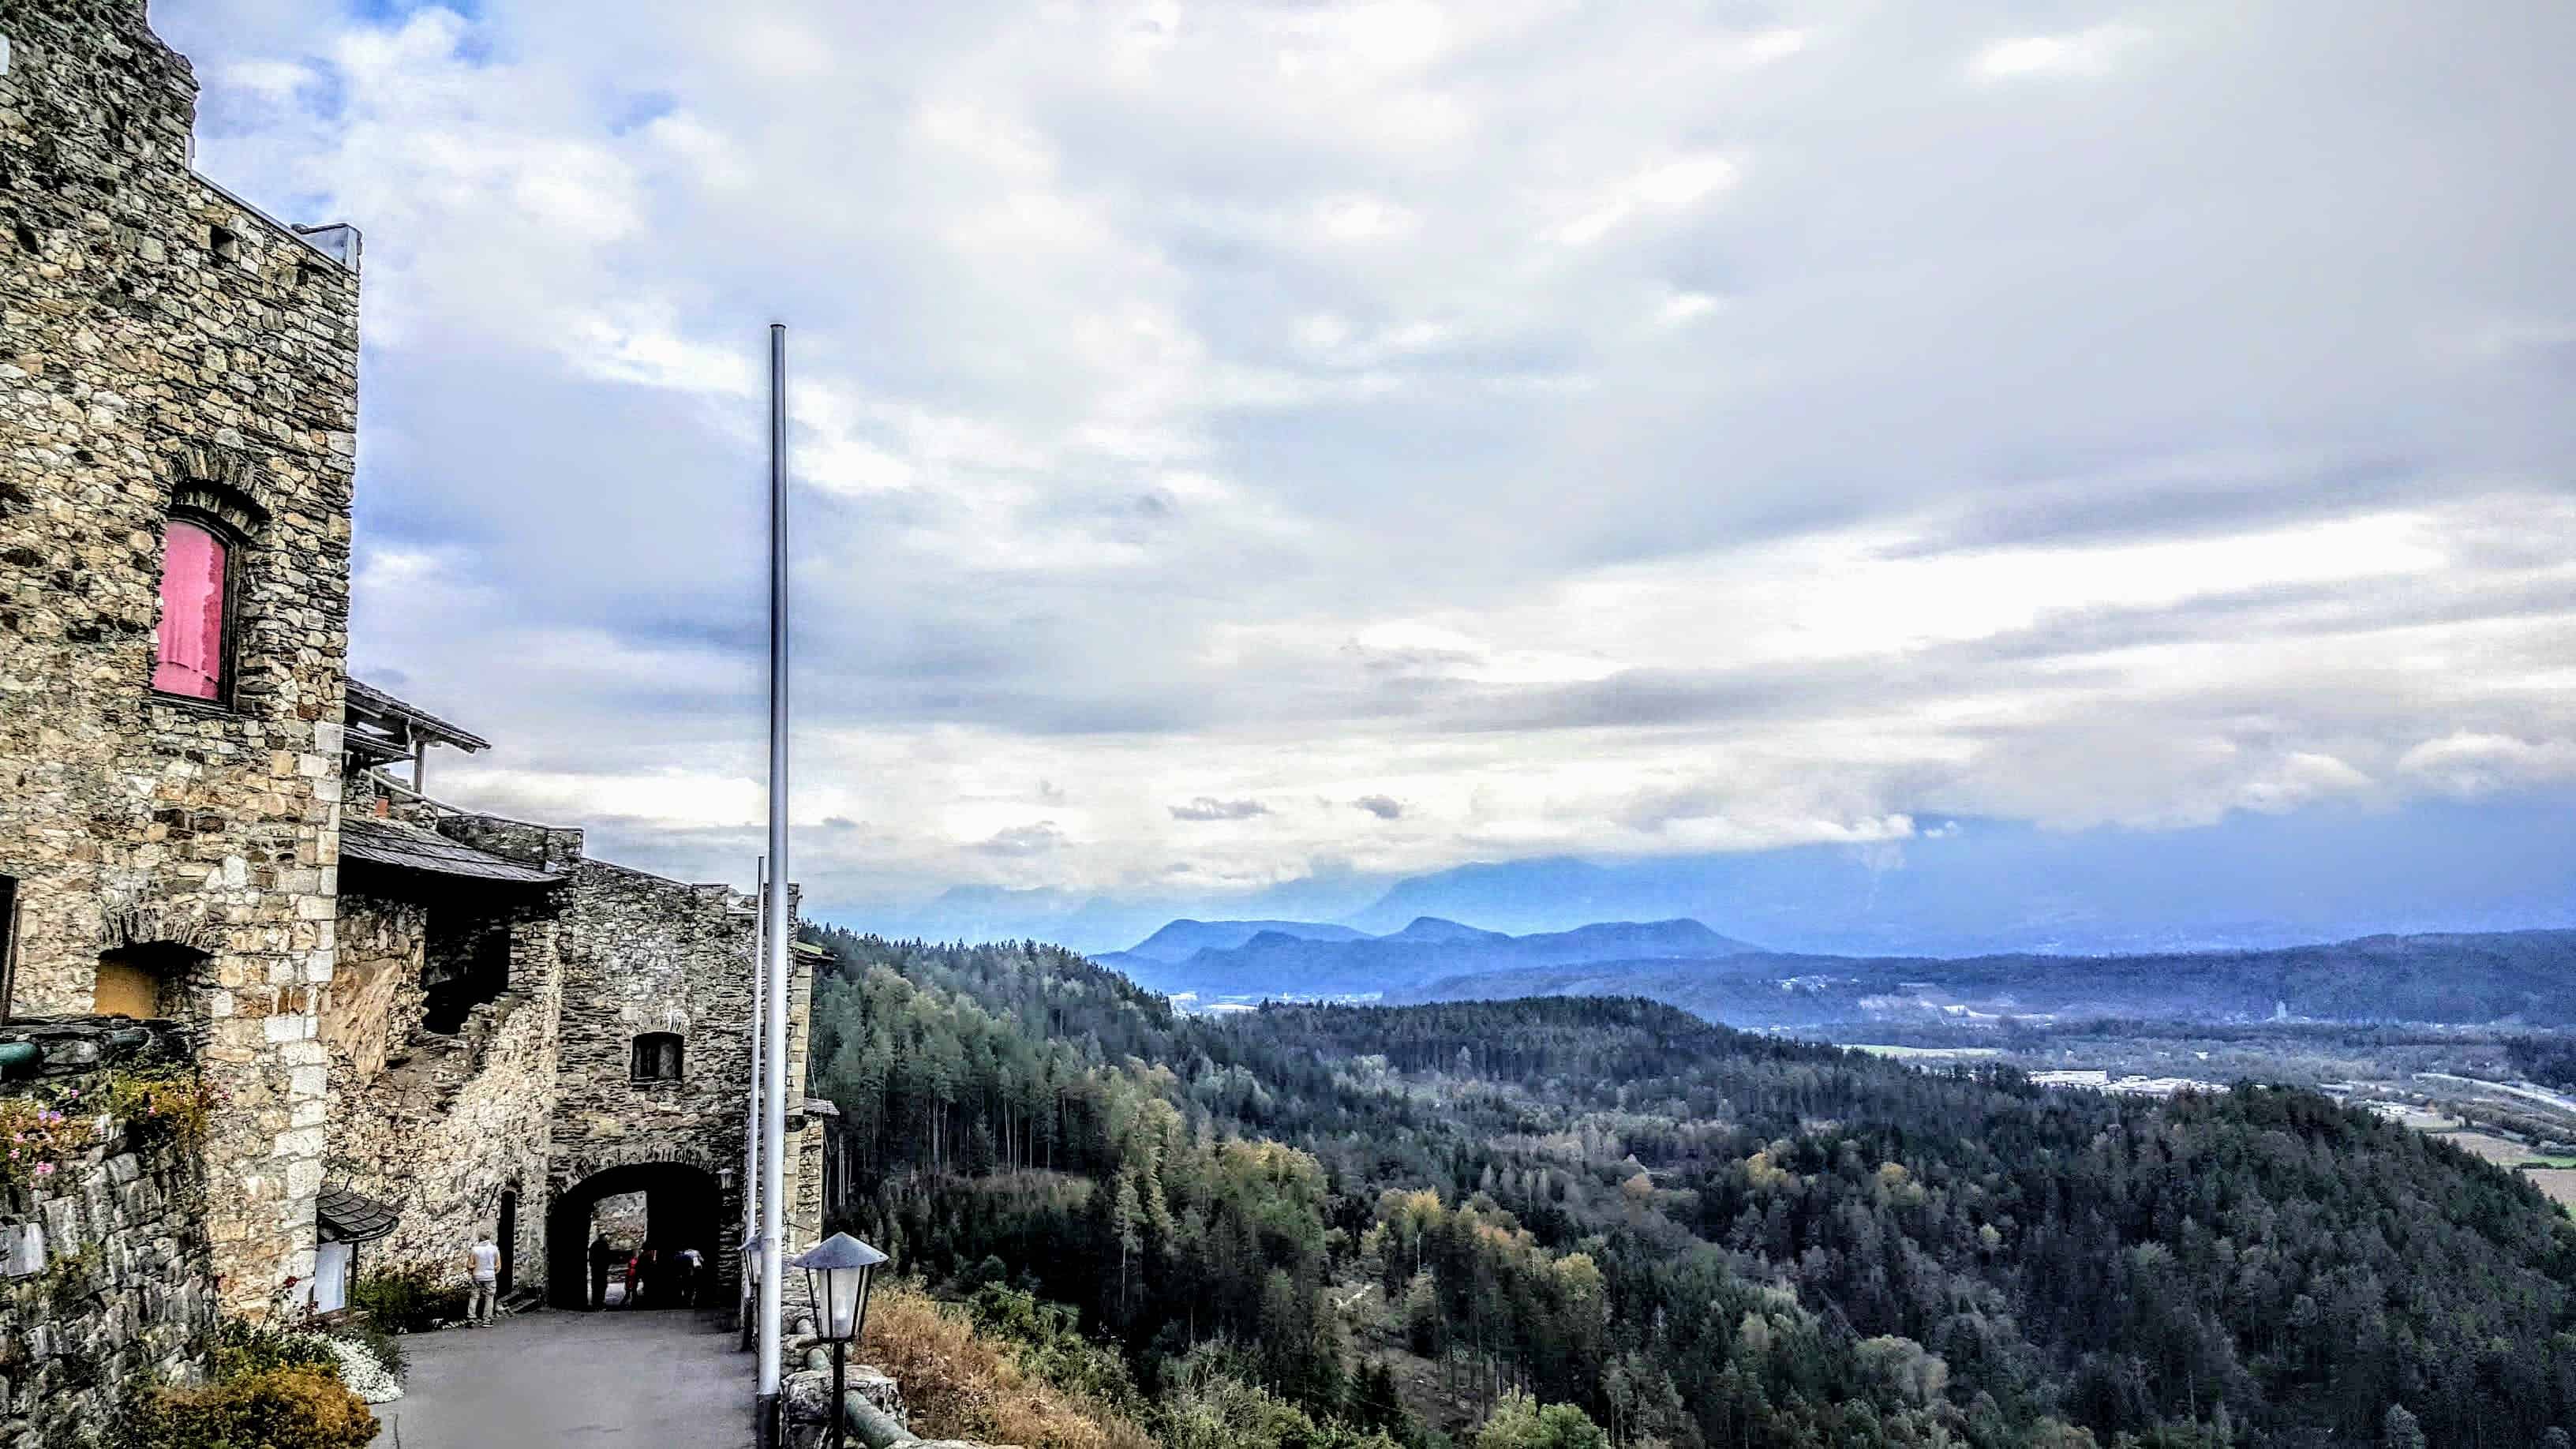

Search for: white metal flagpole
xmin=756 ymin=323 xmax=793 ymax=1444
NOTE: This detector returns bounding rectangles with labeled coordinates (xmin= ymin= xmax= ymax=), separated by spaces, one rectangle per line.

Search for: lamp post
xmin=792 ymin=1233 xmax=889 ymax=1449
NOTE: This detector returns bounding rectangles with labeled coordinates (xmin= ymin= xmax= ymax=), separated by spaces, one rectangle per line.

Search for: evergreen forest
xmin=806 ymin=927 xmax=2576 ymax=1449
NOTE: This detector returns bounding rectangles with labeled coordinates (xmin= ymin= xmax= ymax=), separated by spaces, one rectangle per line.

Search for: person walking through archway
xmin=589 ymin=1231 xmax=615 ymax=1310
xmin=676 ymin=1244 xmax=704 ymax=1308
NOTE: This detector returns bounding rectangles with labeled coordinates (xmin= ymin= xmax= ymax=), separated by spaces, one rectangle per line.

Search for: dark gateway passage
xmin=546 ymin=1162 xmax=723 ymax=1311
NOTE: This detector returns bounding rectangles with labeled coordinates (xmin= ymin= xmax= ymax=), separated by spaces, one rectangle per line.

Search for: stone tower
xmin=0 ymin=0 xmax=364 ymax=1313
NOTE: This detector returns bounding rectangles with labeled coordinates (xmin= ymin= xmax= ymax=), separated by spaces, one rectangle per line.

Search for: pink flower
xmin=32 ymin=1162 xmax=53 ymax=1177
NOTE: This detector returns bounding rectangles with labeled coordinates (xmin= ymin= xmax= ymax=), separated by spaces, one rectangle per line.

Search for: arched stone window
xmin=152 ymin=515 xmax=235 ymax=702
xmin=151 ymin=474 xmax=266 ymax=706
xmin=631 ymin=1033 xmax=683 ymax=1082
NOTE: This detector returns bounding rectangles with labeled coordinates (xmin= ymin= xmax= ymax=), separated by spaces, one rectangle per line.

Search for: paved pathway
xmin=376 ymin=1309 xmax=752 ymax=1447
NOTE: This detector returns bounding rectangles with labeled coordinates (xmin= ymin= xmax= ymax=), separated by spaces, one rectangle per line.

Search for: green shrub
xmin=116 ymin=1366 xmax=376 ymax=1449
xmin=208 ymin=1319 xmax=336 ymax=1380
xmin=101 ymin=1069 xmax=214 ymax=1151
xmin=349 ymin=1263 xmax=466 ymax=1333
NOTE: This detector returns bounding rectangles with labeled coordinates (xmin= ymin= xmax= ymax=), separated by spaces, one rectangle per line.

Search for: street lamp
xmin=792 ymin=1233 xmax=889 ymax=1449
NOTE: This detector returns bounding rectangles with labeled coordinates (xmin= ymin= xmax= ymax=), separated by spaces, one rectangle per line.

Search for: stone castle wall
xmin=0 ymin=0 xmax=362 ymax=1314
xmin=549 ymin=860 xmax=754 ymax=1183
xmin=0 ymin=1020 xmax=215 ymax=1446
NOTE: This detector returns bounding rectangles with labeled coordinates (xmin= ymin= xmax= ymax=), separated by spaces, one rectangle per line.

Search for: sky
xmin=155 ymin=0 xmax=2576 ymax=940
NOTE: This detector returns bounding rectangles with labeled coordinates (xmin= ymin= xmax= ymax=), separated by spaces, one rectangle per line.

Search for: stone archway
xmin=546 ymin=1151 xmax=728 ymax=1311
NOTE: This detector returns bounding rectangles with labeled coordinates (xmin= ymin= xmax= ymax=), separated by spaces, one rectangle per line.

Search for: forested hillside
xmin=806 ymin=927 xmax=2576 ymax=1449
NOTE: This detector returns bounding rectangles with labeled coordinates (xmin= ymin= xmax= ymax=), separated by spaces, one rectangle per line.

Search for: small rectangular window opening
xmin=209 ymin=225 xmax=239 ymax=263
xmin=631 ymin=1034 xmax=684 ymax=1082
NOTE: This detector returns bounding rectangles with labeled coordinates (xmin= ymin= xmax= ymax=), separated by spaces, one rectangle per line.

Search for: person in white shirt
xmin=467 ymin=1233 xmax=501 ymax=1327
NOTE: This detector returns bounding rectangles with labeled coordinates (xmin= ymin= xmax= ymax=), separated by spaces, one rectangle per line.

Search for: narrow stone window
xmin=208 ymin=225 xmax=239 ymax=263
xmin=631 ymin=1033 xmax=684 ymax=1082
xmin=152 ymin=515 xmax=234 ymax=702
xmin=0 ymin=874 xmax=18 ymax=1024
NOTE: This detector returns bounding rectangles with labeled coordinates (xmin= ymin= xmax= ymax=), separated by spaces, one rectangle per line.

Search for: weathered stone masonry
xmin=0 ymin=0 xmax=360 ymax=1315
xmin=2 ymin=0 xmax=825 ymax=1346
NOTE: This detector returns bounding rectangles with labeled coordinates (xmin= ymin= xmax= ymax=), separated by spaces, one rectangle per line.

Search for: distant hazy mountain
xmin=848 ymin=792 xmax=2574 ymax=958
xmin=1115 ymin=918 xmax=1371 ymax=964
xmin=1397 ymin=929 xmax=2576 ymax=1030
xmin=1341 ymin=796 xmax=2576 ymax=955
xmin=1099 ymin=915 xmax=1762 ymax=999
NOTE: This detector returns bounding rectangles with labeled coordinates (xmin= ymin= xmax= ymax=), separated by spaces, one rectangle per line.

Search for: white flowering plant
xmin=318 ymin=1335 xmax=403 ymax=1404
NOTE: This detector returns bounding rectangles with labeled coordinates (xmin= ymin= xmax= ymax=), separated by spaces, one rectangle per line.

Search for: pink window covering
xmin=152 ymin=519 xmax=227 ymax=700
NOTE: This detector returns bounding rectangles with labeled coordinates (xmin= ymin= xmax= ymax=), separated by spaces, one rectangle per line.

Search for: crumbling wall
xmin=0 ymin=0 xmax=361 ymax=1313
xmin=0 ymin=1020 xmax=215 ymax=1445
xmin=320 ymin=888 xmax=557 ymax=1288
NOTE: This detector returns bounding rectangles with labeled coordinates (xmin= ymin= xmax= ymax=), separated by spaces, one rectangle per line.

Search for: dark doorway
xmin=545 ymin=1162 xmax=723 ymax=1311
xmin=496 ymin=1189 xmax=519 ymax=1296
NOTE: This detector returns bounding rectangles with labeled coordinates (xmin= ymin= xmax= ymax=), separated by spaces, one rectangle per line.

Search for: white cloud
xmin=2398 ymin=734 xmax=2576 ymax=799
xmin=1316 ymin=193 xmax=1419 ymax=242
xmin=1971 ymin=24 xmax=2151 ymax=81
xmin=1655 ymin=290 xmax=1722 ymax=326
xmin=1554 ymin=153 xmax=1739 ymax=246
xmin=152 ymin=0 xmax=2576 ymax=915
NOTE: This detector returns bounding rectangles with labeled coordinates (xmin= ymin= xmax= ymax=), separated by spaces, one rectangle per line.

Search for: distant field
xmin=2443 ymin=1130 xmax=2533 ymax=1166
xmin=2523 ymin=1170 xmax=2576 ymax=1211
xmin=2432 ymin=1130 xmax=2576 ymax=1211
